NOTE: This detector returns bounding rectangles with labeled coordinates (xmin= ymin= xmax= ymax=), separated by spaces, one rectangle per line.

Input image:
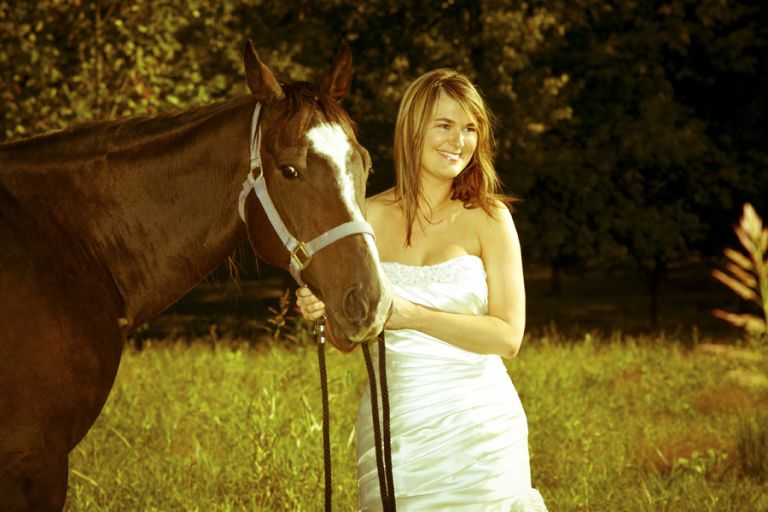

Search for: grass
xmin=64 ymin=332 xmax=768 ymax=511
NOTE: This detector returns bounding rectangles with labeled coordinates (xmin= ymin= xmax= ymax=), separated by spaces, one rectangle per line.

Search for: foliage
xmin=0 ymin=0 xmax=322 ymax=139
xmin=517 ymin=0 xmax=715 ymax=274
xmin=3 ymin=2 xmax=196 ymax=135
xmin=737 ymin=411 xmax=768 ymax=482
xmin=712 ymin=203 xmax=768 ymax=341
xmin=65 ymin=334 xmax=768 ymax=511
xmin=2 ymin=0 xmax=768 ymax=326
xmin=259 ymin=288 xmax=310 ymax=344
xmin=500 ymin=0 xmax=768 ymax=326
xmin=670 ymin=448 xmax=729 ymax=479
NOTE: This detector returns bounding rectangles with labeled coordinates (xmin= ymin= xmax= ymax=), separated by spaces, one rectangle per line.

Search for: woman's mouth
xmin=436 ymin=150 xmax=461 ymax=162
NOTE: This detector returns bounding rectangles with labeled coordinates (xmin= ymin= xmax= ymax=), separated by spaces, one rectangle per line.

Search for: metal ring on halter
xmin=290 ymin=242 xmax=313 ymax=271
xmin=315 ymin=315 xmax=327 ymax=345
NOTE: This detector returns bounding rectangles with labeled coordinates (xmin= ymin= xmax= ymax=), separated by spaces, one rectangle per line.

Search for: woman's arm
xmin=387 ymin=205 xmax=525 ymax=358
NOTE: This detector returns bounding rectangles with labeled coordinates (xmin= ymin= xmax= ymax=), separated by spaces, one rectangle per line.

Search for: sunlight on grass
xmin=66 ymin=334 xmax=768 ymax=511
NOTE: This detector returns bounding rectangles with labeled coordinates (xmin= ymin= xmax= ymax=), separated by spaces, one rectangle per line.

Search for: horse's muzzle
xmin=341 ymin=284 xmax=392 ymax=343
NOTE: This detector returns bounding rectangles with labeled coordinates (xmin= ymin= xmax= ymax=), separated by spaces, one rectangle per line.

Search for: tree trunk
xmin=550 ymin=262 xmax=564 ymax=296
xmin=648 ymin=259 xmax=667 ymax=331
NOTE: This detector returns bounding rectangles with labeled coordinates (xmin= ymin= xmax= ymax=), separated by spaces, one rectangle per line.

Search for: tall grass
xmin=66 ymin=338 xmax=362 ymax=511
xmin=65 ymin=332 xmax=768 ymax=511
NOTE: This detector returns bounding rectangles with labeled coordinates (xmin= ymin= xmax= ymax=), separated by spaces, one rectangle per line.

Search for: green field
xmin=64 ymin=331 xmax=767 ymax=511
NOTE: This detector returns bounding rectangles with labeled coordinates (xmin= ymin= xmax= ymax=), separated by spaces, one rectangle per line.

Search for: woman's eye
xmin=280 ymin=166 xmax=300 ymax=180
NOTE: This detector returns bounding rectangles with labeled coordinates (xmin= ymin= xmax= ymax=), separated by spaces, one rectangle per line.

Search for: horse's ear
xmin=244 ymin=40 xmax=284 ymax=102
xmin=321 ymin=40 xmax=353 ymax=101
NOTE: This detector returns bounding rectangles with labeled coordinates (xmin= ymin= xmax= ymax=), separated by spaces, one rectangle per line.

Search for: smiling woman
xmin=297 ymin=68 xmax=547 ymax=511
xmin=419 ymin=94 xmax=478 ymax=183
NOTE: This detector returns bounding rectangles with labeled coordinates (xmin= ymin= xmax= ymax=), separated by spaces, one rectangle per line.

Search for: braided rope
xmin=316 ymin=321 xmax=395 ymax=511
xmin=362 ymin=342 xmax=388 ymax=507
xmin=363 ymin=336 xmax=396 ymax=511
xmin=378 ymin=332 xmax=396 ymax=510
xmin=316 ymin=322 xmax=332 ymax=512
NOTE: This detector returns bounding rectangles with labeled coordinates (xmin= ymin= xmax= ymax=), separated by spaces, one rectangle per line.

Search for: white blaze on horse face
xmin=307 ymin=123 xmax=359 ymax=221
xmin=307 ymin=122 xmax=392 ymax=335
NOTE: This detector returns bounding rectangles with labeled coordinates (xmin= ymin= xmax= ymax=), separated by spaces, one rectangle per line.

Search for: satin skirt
xmin=355 ymin=337 xmax=546 ymax=511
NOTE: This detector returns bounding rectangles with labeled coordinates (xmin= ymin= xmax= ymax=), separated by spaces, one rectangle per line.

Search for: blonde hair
xmin=393 ymin=69 xmax=507 ymax=245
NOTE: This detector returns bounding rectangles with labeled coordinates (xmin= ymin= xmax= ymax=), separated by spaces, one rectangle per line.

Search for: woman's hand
xmin=385 ymin=294 xmax=418 ymax=330
xmin=295 ymin=286 xmax=326 ymax=321
xmin=295 ymin=286 xmax=360 ymax=353
xmin=297 ymin=285 xmax=414 ymax=330
xmin=297 ymin=285 xmax=418 ymax=332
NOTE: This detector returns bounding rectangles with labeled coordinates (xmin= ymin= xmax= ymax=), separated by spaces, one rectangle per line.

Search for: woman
xmin=297 ymin=69 xmax=547 ymax=511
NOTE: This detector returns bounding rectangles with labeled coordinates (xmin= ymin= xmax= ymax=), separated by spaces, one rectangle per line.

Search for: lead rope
xmin=362 ymin=334 xmax=397 ymax=511
xmin=316 ymin=321 xmax=396 ymax=512
xmin=314 ymin=321 xmax=332 ymax=511
xmin=378 ymin=331 xmax=396 ymax=510
xmin=378 ymin=332 xmax=396 ymax=510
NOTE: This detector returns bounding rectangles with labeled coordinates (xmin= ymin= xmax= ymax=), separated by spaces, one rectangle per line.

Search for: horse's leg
xmin=0 ymin=320 xmax=120 ymax=511
xmin=0 ymin=452 xmax=68 ymax=511
xmin=0 ymin=317 xmax=119 ymax=512
xmin=1 ymin=229 xmax=123 ymax=511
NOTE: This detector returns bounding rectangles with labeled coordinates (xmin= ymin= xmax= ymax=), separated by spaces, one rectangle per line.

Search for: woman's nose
xmin=450 ymin=128 xmax=465 ymax=148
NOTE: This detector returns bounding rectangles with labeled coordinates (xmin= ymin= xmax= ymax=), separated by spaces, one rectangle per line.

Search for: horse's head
xmin=240 ymin=41 xmax=392 ymax=348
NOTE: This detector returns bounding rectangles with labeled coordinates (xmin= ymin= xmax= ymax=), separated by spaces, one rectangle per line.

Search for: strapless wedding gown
xmin=356 ymin=255 xmax=547 ymax=511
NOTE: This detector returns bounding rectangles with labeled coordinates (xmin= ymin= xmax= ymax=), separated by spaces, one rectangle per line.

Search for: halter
xmin=238 ymin=103 xmax=375 ymax=286
xmin=240 ymin=103 xmax=396 ymax=511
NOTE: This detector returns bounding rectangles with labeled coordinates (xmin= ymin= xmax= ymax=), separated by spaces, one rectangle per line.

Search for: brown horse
xmin=0 ymin=41 xmax=391 ymax=510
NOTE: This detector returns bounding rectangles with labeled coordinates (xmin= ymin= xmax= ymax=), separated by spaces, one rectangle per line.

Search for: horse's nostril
xmin=342 ymin=286 xmax=369 ymax=324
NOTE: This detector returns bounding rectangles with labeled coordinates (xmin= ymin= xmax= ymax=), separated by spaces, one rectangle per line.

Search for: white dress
xmin=356 ymin=255 xmax=547 ymax=511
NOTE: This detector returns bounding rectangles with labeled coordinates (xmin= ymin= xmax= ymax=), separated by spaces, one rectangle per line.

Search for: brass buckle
xmin=290 ymin=242 xmax=312 ymax=270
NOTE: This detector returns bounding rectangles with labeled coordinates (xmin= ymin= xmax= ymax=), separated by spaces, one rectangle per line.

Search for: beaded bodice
xmin=381 ymin=254 xmax=488 ymax=318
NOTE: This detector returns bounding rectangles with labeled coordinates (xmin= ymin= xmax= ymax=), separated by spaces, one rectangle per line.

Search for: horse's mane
xmin=273 ymin=81 xmax=357 ymax=139
xmin=1 ymin=82 xmax=355 ymax=166
xmin=0 ymin=95 xmax=255 ymax=164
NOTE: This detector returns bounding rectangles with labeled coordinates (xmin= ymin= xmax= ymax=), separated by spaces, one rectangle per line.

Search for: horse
xmin=0 ymin=40 xmax=392 ymax=511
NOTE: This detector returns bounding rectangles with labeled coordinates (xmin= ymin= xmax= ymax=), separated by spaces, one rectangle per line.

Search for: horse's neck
xmin=2 ymin=97 xmax=256 ymax=328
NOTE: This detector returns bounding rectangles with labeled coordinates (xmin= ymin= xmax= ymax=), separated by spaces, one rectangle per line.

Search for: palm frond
xmin=712 ymin=203 xmax=768 ymax=338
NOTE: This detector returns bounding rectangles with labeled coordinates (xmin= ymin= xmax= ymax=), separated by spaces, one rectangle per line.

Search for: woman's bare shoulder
xmin=465 ymin=200 xmax=513 ymax=229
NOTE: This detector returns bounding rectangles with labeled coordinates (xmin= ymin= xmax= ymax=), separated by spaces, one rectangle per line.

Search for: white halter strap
xmin=238 ymin=103 xmax=375 ymax=286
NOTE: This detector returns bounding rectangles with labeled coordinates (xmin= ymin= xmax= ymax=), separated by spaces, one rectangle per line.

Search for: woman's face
xmin=419 ymin=92 xmax=478 ymax=183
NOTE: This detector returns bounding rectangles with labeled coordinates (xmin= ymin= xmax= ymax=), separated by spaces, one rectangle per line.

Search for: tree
xmin=516 ymin=0 xmax=767 ymax=326
xmin=3 ymin=0 xmax=767 ymax=331
xmin=0 ymin=0 xmax=327 ymax=139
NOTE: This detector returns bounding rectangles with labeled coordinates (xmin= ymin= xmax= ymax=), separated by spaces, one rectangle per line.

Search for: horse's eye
xmin=280 ymin=166 xmax=300 ymax=180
